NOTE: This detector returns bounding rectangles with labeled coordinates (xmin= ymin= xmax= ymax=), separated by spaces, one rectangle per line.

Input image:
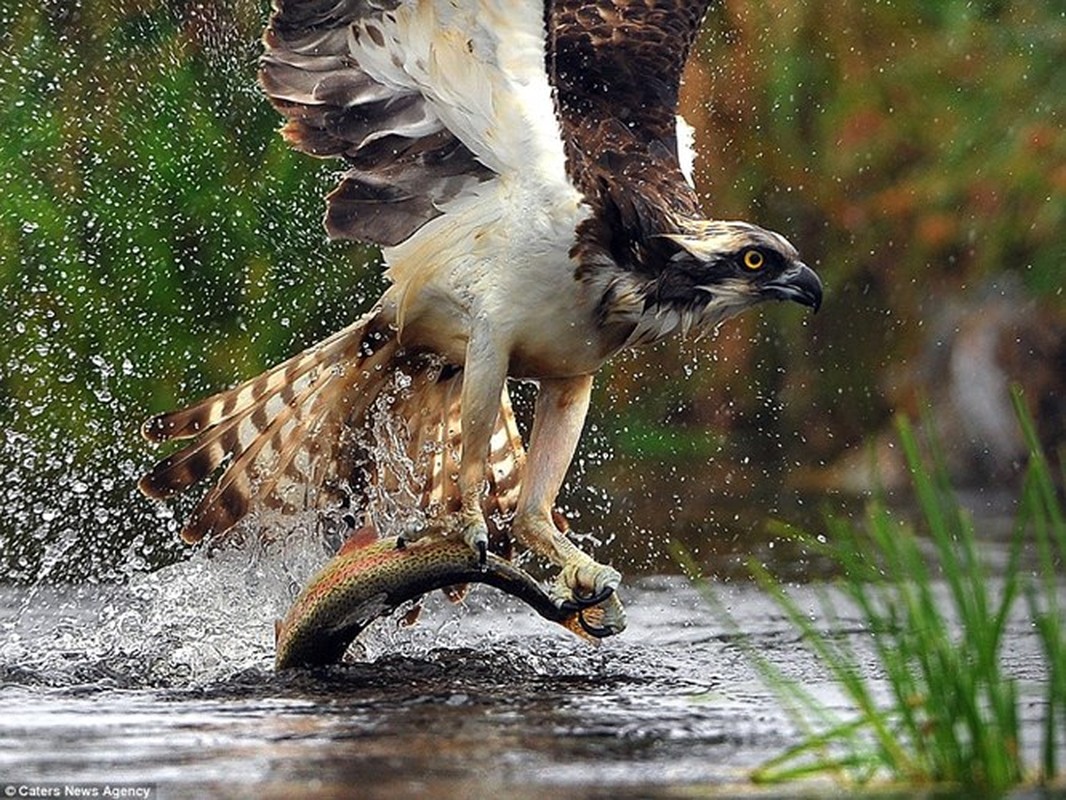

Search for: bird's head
xmin=661 ymin=219 xmax=822 ymax=316
xmin=622 ymin=220 xmax=821 ymax=345
xmin=606 ymin=219 xmax=823 ymax=347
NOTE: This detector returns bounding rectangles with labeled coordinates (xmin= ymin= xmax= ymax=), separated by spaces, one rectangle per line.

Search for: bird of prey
xmin=139 ymin=0 xmax=822 ymax=609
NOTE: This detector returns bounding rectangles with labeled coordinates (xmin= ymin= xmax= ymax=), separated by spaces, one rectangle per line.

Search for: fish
xmin=275 ymin=530 xmax=626 ymax=670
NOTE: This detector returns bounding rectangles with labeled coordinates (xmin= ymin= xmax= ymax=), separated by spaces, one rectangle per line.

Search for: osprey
xmin=139 ymin=0 xmax=821 ymax=610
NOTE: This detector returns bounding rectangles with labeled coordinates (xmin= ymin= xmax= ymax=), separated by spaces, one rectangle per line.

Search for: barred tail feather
xmin=137 ymin=402 xmax=262 ymax=499
xmin=140 ymin=315 xmax=373 ymax=444
xmin=139 ymin=311 xmax=392 ymax=543
xmin=379 ymin=362 xmax=526 ymax=528
xmin=140 ymin=308 xmax=527 ymax=550
xmin=177 ymin=366 xmax=337 ymax=543
xmin=252 ymin=340 xmax=402 ymax=514
xmin=488 ymin=388 xmax=525 ymax=514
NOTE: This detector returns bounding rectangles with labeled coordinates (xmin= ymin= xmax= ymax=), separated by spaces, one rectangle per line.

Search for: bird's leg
xmin=513 ymin=375 xmax=622 ymax=605
xmin=456 ymin=328 xmax=509 ymax=563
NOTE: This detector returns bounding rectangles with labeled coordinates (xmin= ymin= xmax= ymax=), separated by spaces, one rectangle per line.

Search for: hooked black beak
xmin=763 ymin=262 xmax=823 ymax=312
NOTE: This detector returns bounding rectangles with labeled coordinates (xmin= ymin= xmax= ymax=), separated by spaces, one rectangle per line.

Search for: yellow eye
xmin=743 ymin=250 xmax=764 ymax=270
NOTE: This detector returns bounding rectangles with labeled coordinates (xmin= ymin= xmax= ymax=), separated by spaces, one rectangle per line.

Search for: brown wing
xmin=262 ymin=0 xmax=708 ymax=250
xmin=259 ymin=0 xmax=494 ymax=247
xmin=548 ymin=0 xmax=712 ymax=276
xmin=548 ymin=0 xmax=711 ymax=163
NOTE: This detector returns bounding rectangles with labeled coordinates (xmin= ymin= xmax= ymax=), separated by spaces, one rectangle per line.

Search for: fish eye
xmin=742 ymin=249 xmax=764 ymax=270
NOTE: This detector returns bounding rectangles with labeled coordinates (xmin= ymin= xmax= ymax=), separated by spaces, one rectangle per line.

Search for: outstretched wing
xmin=548 ymin=0 xmax=711 ymax=174
xmin=547 ymin=0 xmax=713 ymax=279
xmin=260 ymin=0 xmax=709 ymax=250
xmin=260 ymin=0 xmax=574 ymax=248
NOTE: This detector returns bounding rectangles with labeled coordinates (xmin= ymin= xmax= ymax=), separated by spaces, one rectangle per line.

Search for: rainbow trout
xmin=275 ymin=533 xmax=625 ymax=669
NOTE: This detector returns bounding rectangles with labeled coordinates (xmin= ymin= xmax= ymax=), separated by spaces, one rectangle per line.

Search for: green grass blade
xmin=675 ymin=394 xmax=1066 ymax=792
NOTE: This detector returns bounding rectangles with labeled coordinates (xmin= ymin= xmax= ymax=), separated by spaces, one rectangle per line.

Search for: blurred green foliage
xmin=0 ymin=0 xmax=1063 ymax=581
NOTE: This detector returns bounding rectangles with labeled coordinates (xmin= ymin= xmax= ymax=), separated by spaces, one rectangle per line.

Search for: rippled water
xmin=1 ymin=539 xmax=1062 ymax=799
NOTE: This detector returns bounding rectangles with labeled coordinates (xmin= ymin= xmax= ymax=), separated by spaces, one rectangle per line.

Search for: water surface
xmin=1 ymin=544 xmax=1061 ymax=799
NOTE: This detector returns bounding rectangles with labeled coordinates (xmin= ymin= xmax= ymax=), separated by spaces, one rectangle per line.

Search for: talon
xmin=557 ymin=584 xmax=614 ymax=614
xmin=461 ymin=520 xmax=489 ymax=565
xmin=578 ymin=609 xmax=613 ymax=639
xmin=577 ymin=584 xmax=615 ymax=606
xmin=556 ymin=590 xmax=626 ymax=639
xmin=396 ymin=536 xmax=407 ymax=550
xmin=581 ymin=593 xmax=628 ymax=638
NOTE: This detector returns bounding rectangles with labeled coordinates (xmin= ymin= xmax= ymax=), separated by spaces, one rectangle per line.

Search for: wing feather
xmin=549 ymin=0 xmax=712 ymax=161
xmin=548 ymin=0 xmax=714 ymax=276
xmin=260 ymin=0 xmax=583 ymax=249
xmin=261 ymin=0 xmax=497 ymax=247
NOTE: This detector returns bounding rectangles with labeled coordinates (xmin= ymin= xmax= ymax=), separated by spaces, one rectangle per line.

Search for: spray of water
xmin=0 ymin=356 xmax=581 ymax=688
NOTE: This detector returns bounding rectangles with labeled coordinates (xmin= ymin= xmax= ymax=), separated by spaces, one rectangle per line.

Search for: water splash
xmin=0 ymin=365 xmax=545 ymax=689
xmin=3 ymin=539 xmax=294 ymax=688
xmin=361 ymin=364 xmax=437 ymax=538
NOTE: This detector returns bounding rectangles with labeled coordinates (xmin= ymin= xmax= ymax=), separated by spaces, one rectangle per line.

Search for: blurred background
xmin=1 ymin=0 xmax=1063 ymax=583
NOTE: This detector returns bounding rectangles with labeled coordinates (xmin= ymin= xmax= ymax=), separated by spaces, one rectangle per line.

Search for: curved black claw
xmin=476 ymin=540 xmax=487 ymax=569
xmin=557 ymin=584 xmax=614 ymax=615
xmin=577 ymin=609 xmax=616 ymax=639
